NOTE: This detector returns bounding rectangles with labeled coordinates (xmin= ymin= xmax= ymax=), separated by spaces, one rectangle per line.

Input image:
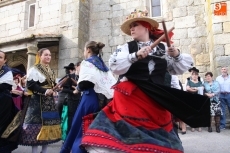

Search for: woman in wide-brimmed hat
xmin=80 ymin=9 xmax=210 ymax=153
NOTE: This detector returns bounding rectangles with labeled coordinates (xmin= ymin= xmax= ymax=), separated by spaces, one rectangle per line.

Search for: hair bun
xmin=97 ymin=42 xmax=105 ymax=49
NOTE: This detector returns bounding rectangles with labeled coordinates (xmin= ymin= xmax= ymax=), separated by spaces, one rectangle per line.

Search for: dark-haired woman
xmin=203 ymin=72 xmax=222 ymax=133
xmin=186 ymin=70 xmax=203 ymax=132
xmin=60 ymin=41 xmax=116 ymax=153
xmin=80 ymin=9 xmax=197 ymax=153
xmin=20 ymin=48 xmax=61 ymax=153
xmin=0 ymin=51 xmax=18 ymax=153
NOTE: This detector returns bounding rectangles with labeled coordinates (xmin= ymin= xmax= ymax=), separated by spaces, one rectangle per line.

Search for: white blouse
xmin=109 ymin=42 xmax=193 ymax=76
xmin=78 ymin=60 xmax=116 ymax=99
xmin=171 ymin=75 xmax=181 ymax=90
xmin=0 ymin=71 xmax=14 ymax=86
xmin=27 ymin=66 xmax=46 ymax=83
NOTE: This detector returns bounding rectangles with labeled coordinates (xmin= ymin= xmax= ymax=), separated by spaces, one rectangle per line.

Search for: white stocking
xmin=32 ymin=146 xmax=38 ymax=153
xmin=41 ymin=145 xmax=48 ymax=153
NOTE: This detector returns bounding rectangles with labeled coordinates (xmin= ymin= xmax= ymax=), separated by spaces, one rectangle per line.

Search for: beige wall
xmin=89 ymin=0 xmax=230 ymax=82
xmin=207 ymin=0 xmax=230 ymax=77
xmin=1 ymin=0 xmax=230 ymax=81
xmin=0 ymin=0 xmax=89 ymax=77
xmin=89 ymin=0 xmax=207 ymax=82
xmin=0 ymin=0 xmax=61 ymax=42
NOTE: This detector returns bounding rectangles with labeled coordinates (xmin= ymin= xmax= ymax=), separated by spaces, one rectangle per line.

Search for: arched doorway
xmin=7 ymin=54 xmax=27 ymax=76
xmin=12 ymin=64 xmax=26 ymax=76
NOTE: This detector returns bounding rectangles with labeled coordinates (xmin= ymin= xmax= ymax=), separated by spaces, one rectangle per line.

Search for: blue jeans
xmin=219 ymin=93 xmax=230 ymax=128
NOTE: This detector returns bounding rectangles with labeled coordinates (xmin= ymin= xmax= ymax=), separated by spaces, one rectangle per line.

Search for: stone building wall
xmin=89 ymin=0 xmax=147 ymax=64
xmin=205 ymin=0 xmax=230 ymax=77
xmin=0 ymin=0 xmax=90 ymax=77
xmin=1 ymin=0 xmax=230 ymax=79
xmin=89 ymin=0 xmax=211 ymax=83
xmin=0 ymin=0 xmax=61 ymax=42
xmin=171 ymin=0 xmax=210 ymax=82
xmin=58 ymin=0 xmax=89 ymax=77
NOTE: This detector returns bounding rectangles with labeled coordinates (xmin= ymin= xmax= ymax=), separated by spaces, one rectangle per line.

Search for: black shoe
xmin=181 ymin=131 xmax=186 ymax=135
xmin=208 ymin=127 xmax=212 ymax=132
xmin=216 ymin=126 xmax=220 ymax=133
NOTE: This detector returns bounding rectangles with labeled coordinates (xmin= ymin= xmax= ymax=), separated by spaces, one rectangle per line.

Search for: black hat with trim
xmin=64 ymin=63 xmax=75 ymax=70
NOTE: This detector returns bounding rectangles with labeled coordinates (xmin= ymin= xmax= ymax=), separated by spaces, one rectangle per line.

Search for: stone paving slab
xmin=12 ymin=141 xmax=62 ymax=153
xmin=13 ymin=127 xmax=230 ymax=153
xmin=180 ymin=127 xmax=230 ymax=153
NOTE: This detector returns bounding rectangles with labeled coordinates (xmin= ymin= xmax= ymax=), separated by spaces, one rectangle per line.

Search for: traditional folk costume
xmin=0 ymin=65 xmax=18 ymax=153
xmin=60 ymin=72 xmax=81 ymax=140
xmin=19 ymin=64 xmax=61 ymax=146
xmin=60 ymin=55 xmax=116 ymax=153
xmin=81 ymin=10 xmax=211 ymax=153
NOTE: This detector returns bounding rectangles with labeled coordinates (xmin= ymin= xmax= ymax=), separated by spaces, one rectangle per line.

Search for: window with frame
xmin=151 ymin=0 xmax=162 ymax=17
xmin=28 ymin=4 xmax=35 ymax=27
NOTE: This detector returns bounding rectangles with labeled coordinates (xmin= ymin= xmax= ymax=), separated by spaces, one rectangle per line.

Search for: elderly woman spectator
xmin=203 ymin=72 xmax=222 ymax=133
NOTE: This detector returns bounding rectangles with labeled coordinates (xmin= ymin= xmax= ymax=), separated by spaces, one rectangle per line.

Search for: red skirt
xmin=82 ymin=81 xmax=183 ymax=153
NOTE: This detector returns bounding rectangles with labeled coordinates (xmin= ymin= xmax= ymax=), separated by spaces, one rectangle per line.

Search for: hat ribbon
xmin=136 ymin=21 xmax=174 ymax=43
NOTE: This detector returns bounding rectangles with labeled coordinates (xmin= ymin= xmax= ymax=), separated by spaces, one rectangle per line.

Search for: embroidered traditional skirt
xmin=210 ymin=101 xmax=222 ymax=116
xmin=81 ymin=81 xmax=183 ymax=153
xmin=60 ymin=88 xmax=100 ymax=153
xmin=19 ymin=94 xmax=61 ymax=146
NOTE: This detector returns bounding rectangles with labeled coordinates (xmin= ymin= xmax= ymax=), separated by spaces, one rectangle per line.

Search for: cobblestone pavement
xmin=13 ymin=127 xmax=230 ymax=153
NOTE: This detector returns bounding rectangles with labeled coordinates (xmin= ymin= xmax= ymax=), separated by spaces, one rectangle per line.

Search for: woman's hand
xmin=205 ymin=93 xmax=214 ymax=98
xmin=136 ymin=46 xmax=152 ymax=60
xmin=11 ymin=89 xmax=23 ymax=96
xmin=24 ymin=92 xmax=29 ymax=96
xmin=167 ymin=46 xmax=180 ymax=57
xmin=53 ymin=91 xmax=57 ymax=97
xmin=188 ymin=87 xmax=198 ymax=93
xmin=73 ymin=89 xmax=79 ymax=94
xmin=192 ymin=88 xmax=198 ymax=92
xmin=55 ymin=85 xmax=63 ymax=92
xmin=45 ymin=89 xmax=54 ymax=96
xmin=72 ymin=86 xmax=76 ymax=90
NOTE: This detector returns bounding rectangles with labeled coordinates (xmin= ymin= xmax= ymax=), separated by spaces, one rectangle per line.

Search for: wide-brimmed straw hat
xmin=121 ymin=9 xmax=159 ymax=36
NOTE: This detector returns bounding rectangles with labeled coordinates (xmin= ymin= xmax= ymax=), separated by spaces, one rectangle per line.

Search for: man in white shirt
xmin=216 ymin=66 xmax=230 ymax=130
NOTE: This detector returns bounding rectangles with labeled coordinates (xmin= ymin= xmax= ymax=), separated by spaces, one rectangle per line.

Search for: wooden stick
xmin=136 ymin=27 xmax=174 ymax=60
xmin=71 ymin=78 xmax=78 ymax=85
xmin=53 ymin=76 xmax=69 ymax=91
xmin=150 ymin=26 xmax=174 ymax=49
xmin=162 ymin=20 xmax=171 ymax=47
